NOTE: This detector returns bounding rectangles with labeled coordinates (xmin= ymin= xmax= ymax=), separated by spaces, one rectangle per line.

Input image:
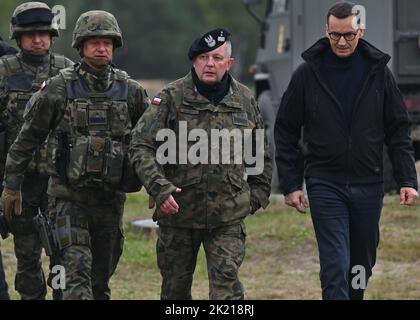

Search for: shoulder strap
xmin=1 ymin=55 xmax=24 ymax=75
xmin=114 ymin=68 xmax=129 ymax=81
xmin=51 ymin=53 xmax=66 ymax=69
xmin=59 ymin=64 xmax=79 ymax=81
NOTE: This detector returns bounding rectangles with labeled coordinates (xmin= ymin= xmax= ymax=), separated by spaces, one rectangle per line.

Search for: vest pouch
xmin=16 ymin=93 xmax=32 ymax=112
xmin=103 ymin=139 xmax=124 ymax=186
xmin=86 ymin=136 xmax=105 ymax=174
xmin=67 ymin=136 xmax=88 ymax=184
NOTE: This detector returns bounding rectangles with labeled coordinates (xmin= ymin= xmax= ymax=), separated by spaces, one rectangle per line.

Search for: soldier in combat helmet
xmin=0 ymin=33 xmax=17 ymax=302
xmin=2 ymin=10 xmax=148 ymax=300
xmin=0 ymin=2 xmax=73 ymax=300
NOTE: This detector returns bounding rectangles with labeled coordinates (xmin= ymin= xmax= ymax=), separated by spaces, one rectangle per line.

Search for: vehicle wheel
xmin=258 ymin=90 xmax=281 ymax=193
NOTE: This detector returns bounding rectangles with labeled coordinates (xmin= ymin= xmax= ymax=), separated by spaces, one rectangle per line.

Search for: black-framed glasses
xmin=328 ymin=31 xmax=358 ymax=41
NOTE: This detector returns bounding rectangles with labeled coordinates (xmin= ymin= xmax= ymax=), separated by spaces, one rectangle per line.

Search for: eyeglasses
xmin=328 ymin=31 xmax=358 ymax=41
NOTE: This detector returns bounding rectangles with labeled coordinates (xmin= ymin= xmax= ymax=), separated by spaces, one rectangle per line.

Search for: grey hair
xmin=226 ymin=40 xmax=232 ymax=58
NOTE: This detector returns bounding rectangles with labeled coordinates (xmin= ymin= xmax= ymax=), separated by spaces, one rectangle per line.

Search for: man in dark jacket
xmin=275 ymin=1 xmax=418 ymax=300
xmin=0 ymin=35 xmax=16 ymax=301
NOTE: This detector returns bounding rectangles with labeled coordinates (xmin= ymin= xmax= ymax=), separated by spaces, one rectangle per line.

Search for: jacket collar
xmin=182 ymin=71 xmax=243 ymax=110
xmin=302 ymin=38 xmax=390 ymax=71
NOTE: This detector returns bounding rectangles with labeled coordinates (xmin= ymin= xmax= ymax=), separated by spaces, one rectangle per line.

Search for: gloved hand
xmin=1 ymin=187 xmax=22 ymax=221
xmin=250 ymin=197 xmax=260 ymax=215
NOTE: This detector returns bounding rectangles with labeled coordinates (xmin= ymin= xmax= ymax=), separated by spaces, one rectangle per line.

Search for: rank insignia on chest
xmin=152 ymin=97 xmax=162 ymax=105
xmin=232 ymin=112 xmax=249 ymax=126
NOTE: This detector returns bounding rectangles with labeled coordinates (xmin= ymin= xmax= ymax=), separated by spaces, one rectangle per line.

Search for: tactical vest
xmin=0 ymin=53 xmax=66 ymax=173
xmin=46 ymin=66 xmax=133 ymax=190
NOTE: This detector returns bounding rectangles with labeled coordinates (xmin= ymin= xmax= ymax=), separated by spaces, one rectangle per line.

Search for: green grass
xmin=1 ymin=191 xmax=419 ymax=300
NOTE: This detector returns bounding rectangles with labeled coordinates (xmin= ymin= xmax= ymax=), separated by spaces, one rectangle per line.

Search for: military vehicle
xmin=244 ymin=0 xmax=420 ymax=193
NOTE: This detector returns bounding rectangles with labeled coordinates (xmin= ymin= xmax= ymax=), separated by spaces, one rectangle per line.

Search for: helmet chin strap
xmin=83 ymin=56 xmax=110 ymax=70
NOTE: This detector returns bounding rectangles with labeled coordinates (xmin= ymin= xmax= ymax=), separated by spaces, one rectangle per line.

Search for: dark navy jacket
xmin=275 ymin=38 xmax=418 ymax=194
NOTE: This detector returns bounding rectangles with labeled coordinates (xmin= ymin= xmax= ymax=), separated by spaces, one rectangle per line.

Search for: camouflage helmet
xmin=72 ymin=10 xmax=123 ymax=49
xmin=10 ymin=2 xmax=59 ymax=40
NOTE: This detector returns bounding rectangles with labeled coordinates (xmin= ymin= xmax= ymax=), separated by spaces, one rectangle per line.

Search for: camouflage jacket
xmin=4 ymin=62 xmax=149 ymax=204
xmin=130 ymin=72 xmax=272 ymax=229
xmin=0 ymin=51 xmax=73 ymax=172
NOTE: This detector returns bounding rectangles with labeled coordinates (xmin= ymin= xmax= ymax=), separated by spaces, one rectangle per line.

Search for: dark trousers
xmin=10 ymin=173 xmax=49 ymax=300
xmin=0 ymin=167 xmax=9 ymax=300
xmin=0 ymin=249 xmax=10 ymax=300
xmin=306 ymin=177 xmax=383 ymax=300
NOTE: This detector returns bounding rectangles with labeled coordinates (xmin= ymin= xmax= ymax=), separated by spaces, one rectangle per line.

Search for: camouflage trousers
xmin=9 ymin=172 xmax=49 ymax=300
xmin=0 ymin=165 xmax=9 ymax=300
xmin=157 ymin=221 xmax=247 ymax=300
xmin=0 ymin=247 xmax=10 ymax=300
xmin=49 ymin=194 xmax=125 ymax=300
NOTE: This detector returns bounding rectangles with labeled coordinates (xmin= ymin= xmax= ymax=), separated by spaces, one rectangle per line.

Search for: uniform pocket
xmin=86 ymin=136 xmax=105 ymax=173
xmin=169 ymin=165 xmax=202 ymax=188
xmin=228 ymin=170 xmax=244 ymax=193
xmin=103 ymin=140 xmax=124 ymax=185
xmin=110 ymin=102 xmax=130 ymax=136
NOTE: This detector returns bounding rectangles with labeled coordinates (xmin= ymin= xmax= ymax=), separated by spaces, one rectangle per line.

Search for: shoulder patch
xmin=151 ymin=97 xmax=162 ymax=105
xmin=25 ymin=93 xmax=38 ymax=114
xmin=41 ymin=80 xmax=48 ymax=90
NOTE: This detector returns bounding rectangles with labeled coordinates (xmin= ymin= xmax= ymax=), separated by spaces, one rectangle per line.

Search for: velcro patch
xmin=88 ymin=110 xmax=107 ymax=125
xmin=232 ymin=112 xmax=249 ymax=126
xmin=25 ymin=95 xmax=36 ymax=113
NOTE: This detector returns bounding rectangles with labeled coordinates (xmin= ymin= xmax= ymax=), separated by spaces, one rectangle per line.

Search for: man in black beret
xmin=130 ymin=28 xmax=272 ymax=299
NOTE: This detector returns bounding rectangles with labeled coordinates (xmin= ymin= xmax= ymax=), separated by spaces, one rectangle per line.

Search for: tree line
xmin=1 ymin=0 xmax=263 ymax=82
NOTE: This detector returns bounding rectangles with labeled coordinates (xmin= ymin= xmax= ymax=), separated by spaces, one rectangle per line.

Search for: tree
xmin=1 ymin=0 xmax=259 ymax=82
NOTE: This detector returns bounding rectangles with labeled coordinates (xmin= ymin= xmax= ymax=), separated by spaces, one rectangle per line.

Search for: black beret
xmin=188 ymin=28 xmax=231 ymax=60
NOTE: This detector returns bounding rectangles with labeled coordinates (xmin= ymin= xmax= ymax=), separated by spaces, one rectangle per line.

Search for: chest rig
xmin=0 ymin=53 xmax=66 ymax=172
xmin=47 ymin=66 xmax=132 ymax=189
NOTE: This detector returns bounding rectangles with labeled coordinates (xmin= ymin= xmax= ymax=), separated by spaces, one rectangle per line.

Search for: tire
xmin=258 ymin=91 xmax=281 ymax=193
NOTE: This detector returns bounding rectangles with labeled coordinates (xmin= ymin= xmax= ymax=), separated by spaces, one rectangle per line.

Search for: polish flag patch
xmin=41 ymin=81 xmax=47 ymax=90
xmin=151 ymin=97 xmax=162 ymax=105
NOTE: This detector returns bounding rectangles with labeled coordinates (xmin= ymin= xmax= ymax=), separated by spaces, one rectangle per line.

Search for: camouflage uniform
xmin=130 ymin=71 xmax=272 ymax=299
xmin=0 ymin=34 xmax=16 ymax=302
xmin=0 ymin=2 xmax=72 ymax=300
xmin=3 ymin=11 xmax=148 ymax=300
